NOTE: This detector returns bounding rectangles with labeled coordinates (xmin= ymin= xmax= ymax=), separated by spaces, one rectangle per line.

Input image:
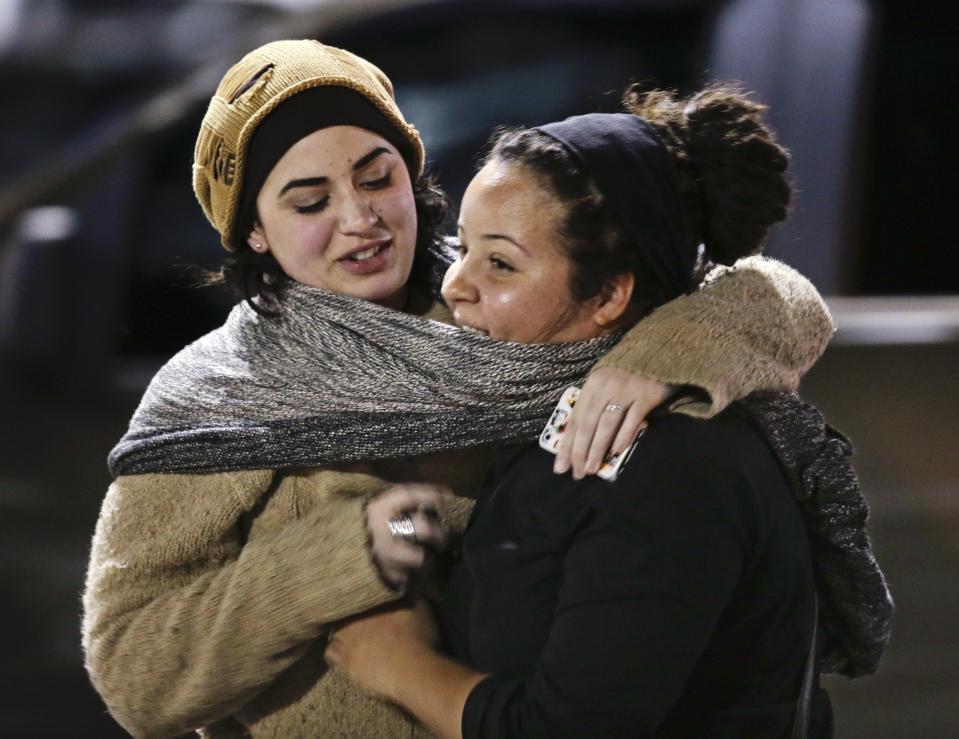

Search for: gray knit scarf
xmin=108 ymin=280 xmax=618 ymax=477
xmin=107 ymin=267 xmax=891 ymax=678
xmin=738 ymin=392 xmax=893 ymax=678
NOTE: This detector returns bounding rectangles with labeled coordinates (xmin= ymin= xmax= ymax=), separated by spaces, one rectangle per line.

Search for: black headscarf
xmin=535 ymin=113 xmax=696 ymax=302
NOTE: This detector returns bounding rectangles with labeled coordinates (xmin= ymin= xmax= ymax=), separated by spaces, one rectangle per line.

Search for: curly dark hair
xmin=624 ymin=83 xmax=793 ymax=266
xmin=483 ymin=83 xmax=792 ymax=322
xmin=206 ymin=171 xmax=449 ymax=314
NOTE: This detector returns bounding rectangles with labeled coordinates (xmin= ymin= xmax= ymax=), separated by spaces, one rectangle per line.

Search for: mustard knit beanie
xmin=193 ymin=39 xmax=425 ymax=251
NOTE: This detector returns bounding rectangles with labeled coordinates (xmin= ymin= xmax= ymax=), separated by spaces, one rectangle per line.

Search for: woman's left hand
xmin=325 ymin=600 xmax=438 ymax=698
xmin=554 ymin=367 xmax=675 ymax=479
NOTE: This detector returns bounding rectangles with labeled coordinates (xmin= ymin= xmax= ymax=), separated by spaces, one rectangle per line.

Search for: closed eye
xmin=361 ymin=174 xmax=391 ymax=190
xmin=295 ymin=197 xmax=329 ymax=214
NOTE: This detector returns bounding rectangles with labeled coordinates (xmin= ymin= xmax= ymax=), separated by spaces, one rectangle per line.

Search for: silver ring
xmin=387 ymin=514 xmax=418 ymax=544
xmin=604 ymin=402 xmax=628 ymax=413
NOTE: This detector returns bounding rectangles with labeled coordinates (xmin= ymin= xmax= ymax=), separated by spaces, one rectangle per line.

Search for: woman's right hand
xmin=366 ymin=483 xmax=452 ymax=590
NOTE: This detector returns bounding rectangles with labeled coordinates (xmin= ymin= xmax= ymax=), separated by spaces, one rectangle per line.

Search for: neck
xmin=401 ymin=285 xmax=437 ymax=317
xmin=376 ymin=285 xmax=410 ymax=312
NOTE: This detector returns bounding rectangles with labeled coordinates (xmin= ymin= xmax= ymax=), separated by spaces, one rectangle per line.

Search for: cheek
xmin=289 ymin=221 xmax=337 ymax=262
xmin=496 ymin=276 xmax=566 ymax=318
xmin=375 ymin=186 xmax=417 ymax=238
xmin=491 ymin=289 xmax=522 ymax=311
xmin=486 ymin=286 xmax=550 ymax=339
xmin=489 ymin=275 xmax=575 ymax=341
xmin=267 ymin=211 xmax=334 ymax=252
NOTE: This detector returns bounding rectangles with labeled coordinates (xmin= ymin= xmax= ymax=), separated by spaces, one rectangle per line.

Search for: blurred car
xmin=0 ymin=0 xmax=954 ymax=385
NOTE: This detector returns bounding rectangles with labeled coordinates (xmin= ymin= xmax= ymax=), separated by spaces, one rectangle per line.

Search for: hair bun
xmin=625 ymin=84 xmax=792 ymax=265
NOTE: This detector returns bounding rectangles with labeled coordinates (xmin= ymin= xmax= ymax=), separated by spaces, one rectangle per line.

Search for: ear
xmin=246 ymin=222 xmax=269 ymax=254
xmin=592 ymin=272 xmax=635 ymax=327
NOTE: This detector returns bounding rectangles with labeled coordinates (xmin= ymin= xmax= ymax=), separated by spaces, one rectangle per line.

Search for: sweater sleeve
xmin=593 ymin=256 xmax=834 ymax=418
xmin=81 ymin=469 xmax=400 ymax=739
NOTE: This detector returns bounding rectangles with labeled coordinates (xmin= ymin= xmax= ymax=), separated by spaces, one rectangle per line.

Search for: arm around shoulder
xmin=594 ymin=256 xmax=834 ymax=417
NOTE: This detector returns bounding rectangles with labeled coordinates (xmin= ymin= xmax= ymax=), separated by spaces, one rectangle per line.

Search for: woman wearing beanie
xmin=327 ymin=86 xmax=891 ymax=739
xmin=81 ymin=41 xmax=869 ymax=738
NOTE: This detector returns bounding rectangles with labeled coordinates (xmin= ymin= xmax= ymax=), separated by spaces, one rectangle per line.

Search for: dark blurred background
xmin=0 ymin=1 xmax=956 ymax=737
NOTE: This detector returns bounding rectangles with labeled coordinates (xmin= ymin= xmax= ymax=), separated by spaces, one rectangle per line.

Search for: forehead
xmin=462 ymin=161 xmax=565 ymax=227
xmin=267 ymin=125 xmax=395 ymax=180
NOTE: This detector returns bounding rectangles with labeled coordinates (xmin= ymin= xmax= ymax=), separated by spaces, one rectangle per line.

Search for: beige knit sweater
xmin=82 ymin=256 xmax=832 ymax=739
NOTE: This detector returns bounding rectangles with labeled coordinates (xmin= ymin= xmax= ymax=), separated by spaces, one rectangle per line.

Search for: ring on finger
xmin=604 ymin=402 xmax=628 ymax=413
xmin=387 ymin=514 xmax=418 ymax=544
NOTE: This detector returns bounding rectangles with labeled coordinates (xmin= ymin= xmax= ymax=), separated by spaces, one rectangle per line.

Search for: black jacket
xmin=440 ymin=405 xmax=833 ymax=739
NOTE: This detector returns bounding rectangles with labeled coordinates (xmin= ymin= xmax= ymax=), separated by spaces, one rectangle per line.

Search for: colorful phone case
xmin=538 ymin=386 xmax=643 ymax=482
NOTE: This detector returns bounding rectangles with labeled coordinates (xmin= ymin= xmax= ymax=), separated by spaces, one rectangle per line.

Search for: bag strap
xmin=791 ymin=594 xmax=819 ymax=739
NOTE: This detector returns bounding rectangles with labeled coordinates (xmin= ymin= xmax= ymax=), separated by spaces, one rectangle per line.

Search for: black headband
xmin=234 ymin=86 xmax=417 ymax=249
xmin=534 ymin=113 xmax=695 ymax=302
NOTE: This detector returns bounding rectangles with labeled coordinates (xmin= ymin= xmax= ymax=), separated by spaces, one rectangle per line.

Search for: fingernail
xmin=554 ymin=458 xmax=569 ymax=474
xmin=584 ymin=461 xmax=598 ymax=475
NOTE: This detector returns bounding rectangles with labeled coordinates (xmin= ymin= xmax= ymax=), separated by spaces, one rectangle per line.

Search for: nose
xmin=440 ymin=254 xmax=478 ymax=306
xmin=337 ymin=189 xmax=378 ymax=235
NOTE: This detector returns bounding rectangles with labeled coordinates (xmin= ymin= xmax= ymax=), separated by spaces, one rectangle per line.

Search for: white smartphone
xmin=538 ymin=386 xmax=643 ymax=482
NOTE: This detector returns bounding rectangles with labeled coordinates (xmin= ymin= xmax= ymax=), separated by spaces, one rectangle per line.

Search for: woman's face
xmin=249 ymin=126 xmax=417 ymax=309
xmin=442 ymin=160 xmax=621 ymax=343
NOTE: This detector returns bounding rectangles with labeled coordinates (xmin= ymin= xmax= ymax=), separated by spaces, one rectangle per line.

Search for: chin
xmin=354 ymin=277 xmax=408 ymax=308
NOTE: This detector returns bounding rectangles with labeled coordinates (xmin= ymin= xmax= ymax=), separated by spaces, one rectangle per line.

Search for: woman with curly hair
xmin=327 ymin=84 xmax=891 ymax=739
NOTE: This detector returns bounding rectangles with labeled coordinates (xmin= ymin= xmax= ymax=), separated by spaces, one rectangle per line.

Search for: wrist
xmin=386 ymin=645 xmax=485 ymax=739
xmin=382 ymin=640 xmax=438 ymax=701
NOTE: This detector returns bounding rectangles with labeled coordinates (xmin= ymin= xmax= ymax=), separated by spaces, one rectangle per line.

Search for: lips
xmin=337 ymin=239 xmax=393 ymax=275
xmin=456 ymin=319 xmax=489 ymax=336
xmin=341 ymin=239 xmax=390 ymax=261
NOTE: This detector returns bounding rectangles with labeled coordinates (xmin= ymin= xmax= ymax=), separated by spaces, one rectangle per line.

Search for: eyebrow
xmin=278 ymin=147 xmax=392 ymax=197
xmin=484 ymin=233 xmax=527 ymax=253
xmin=458 ymin=223 xmax=528 ymax=253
